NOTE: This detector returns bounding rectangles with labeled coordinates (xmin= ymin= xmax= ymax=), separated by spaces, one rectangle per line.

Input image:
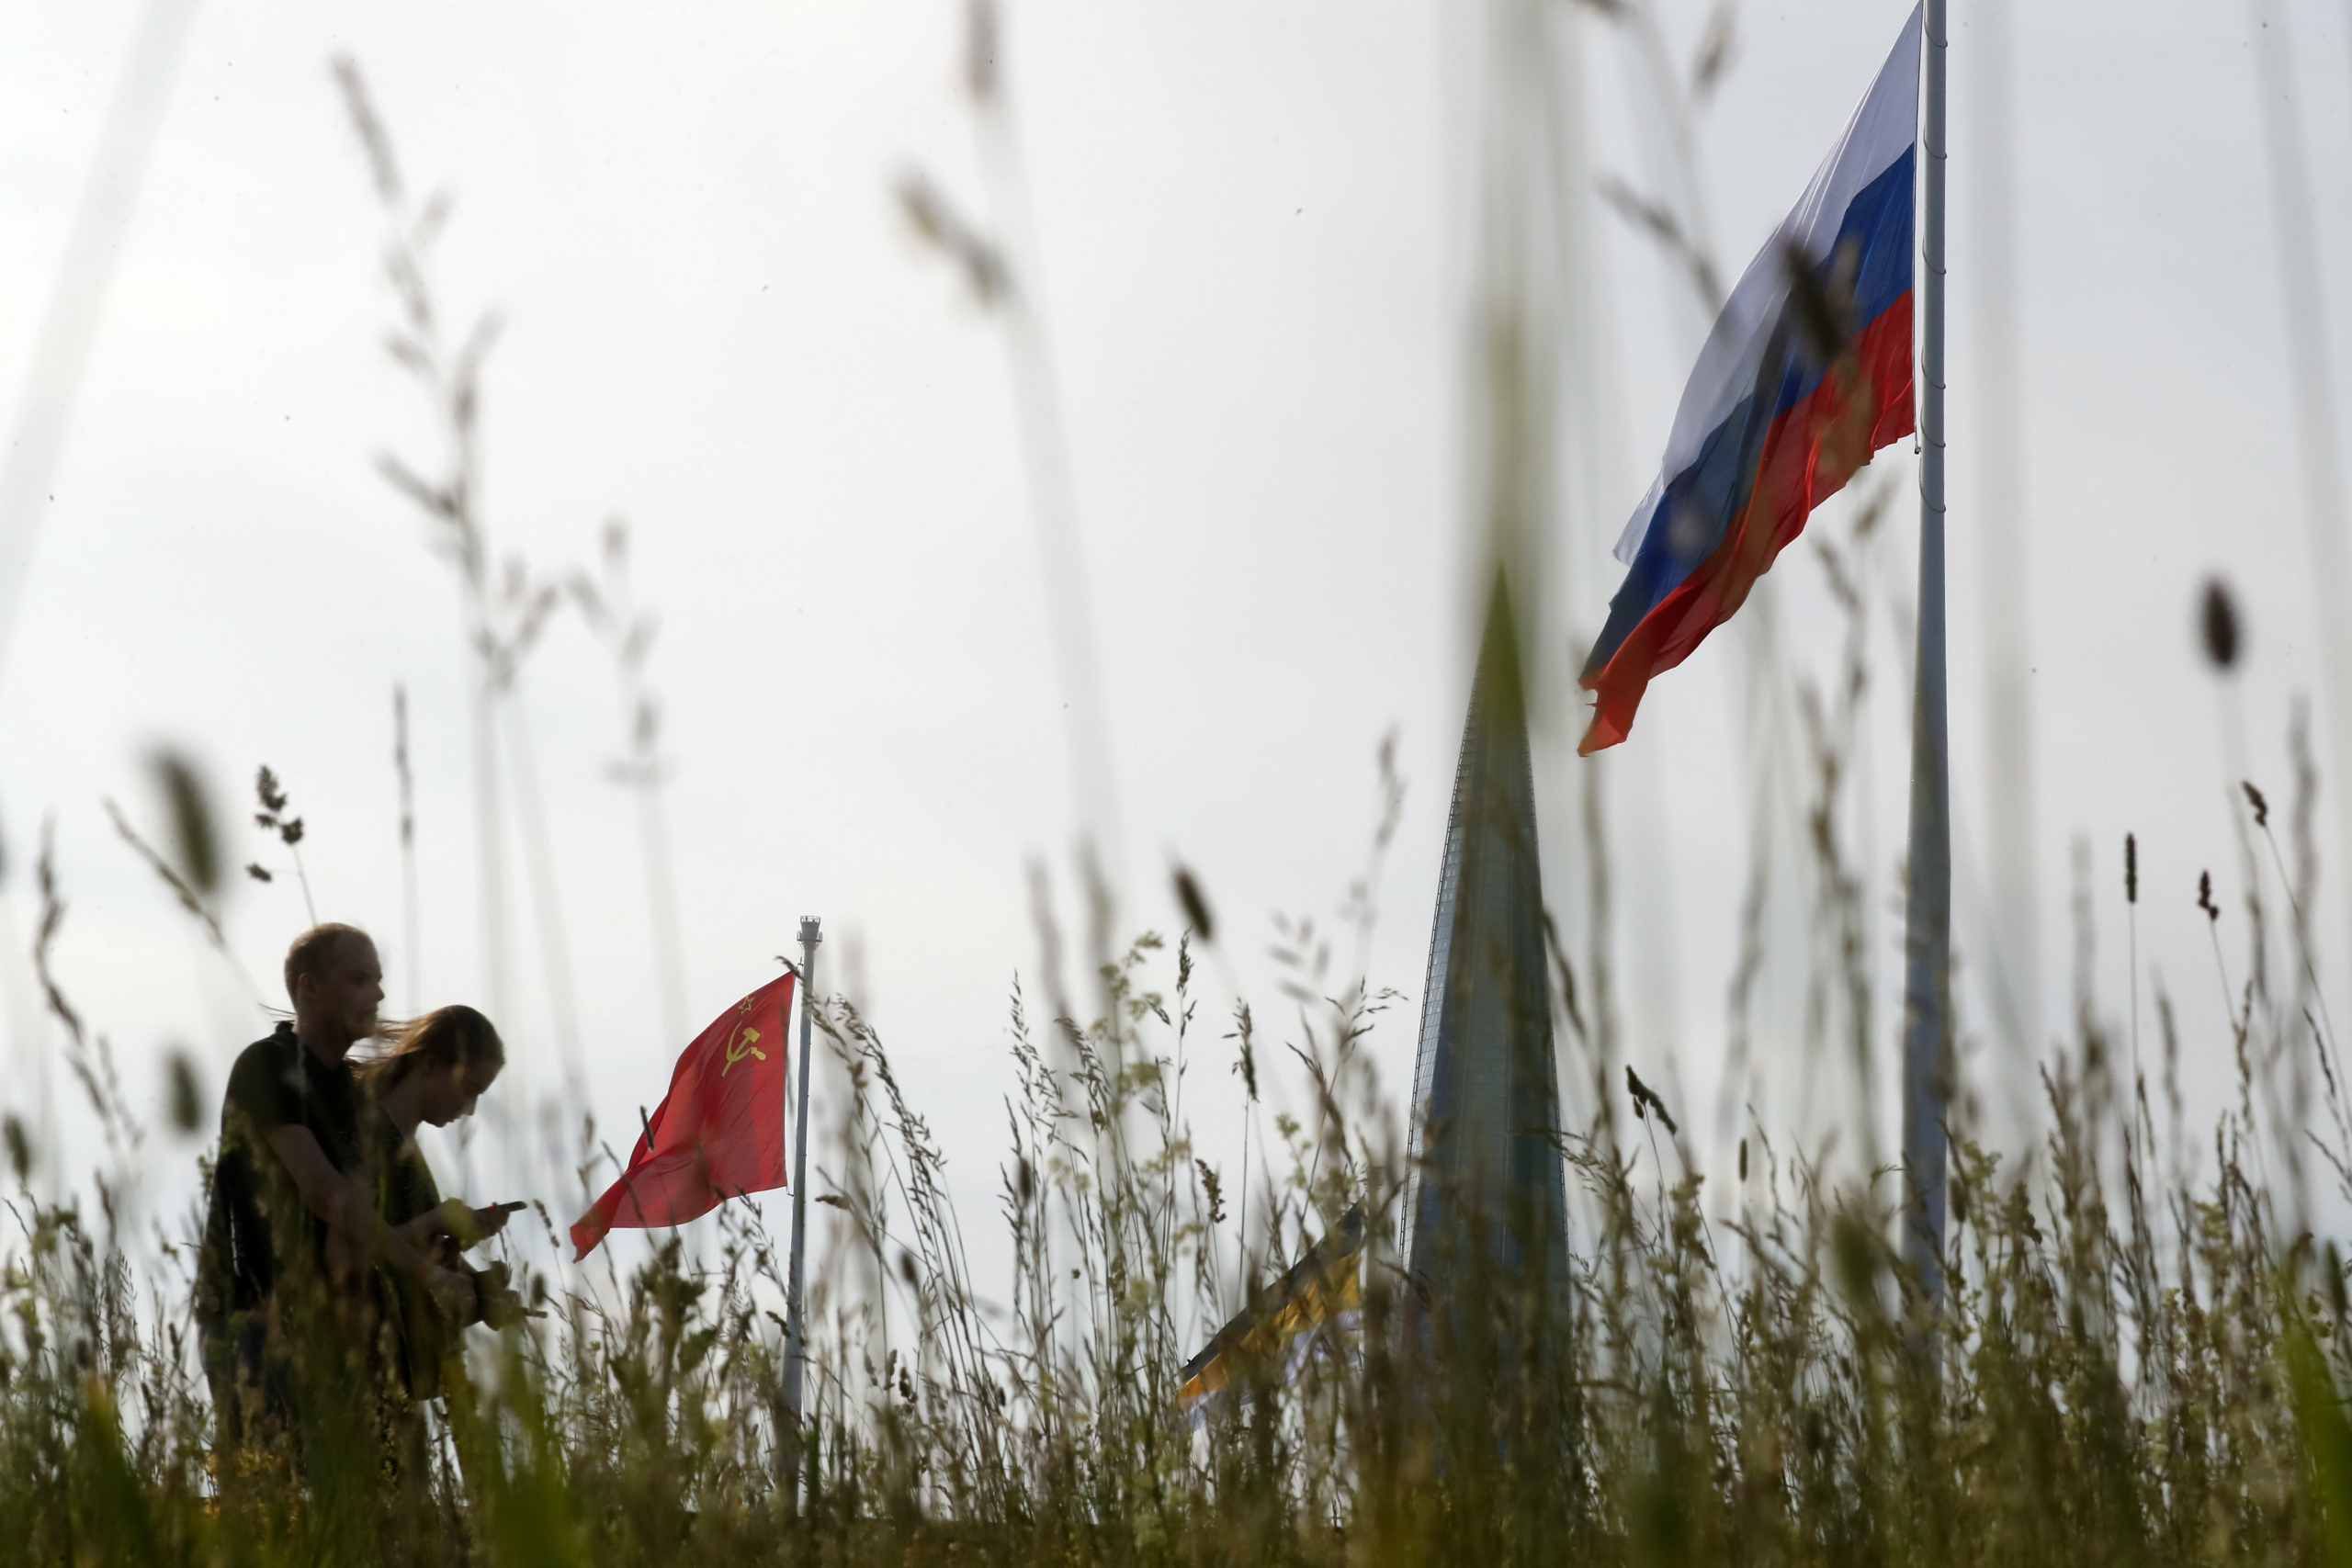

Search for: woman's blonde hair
xmin=360 ymin=1004 xmax=505 ymax=1095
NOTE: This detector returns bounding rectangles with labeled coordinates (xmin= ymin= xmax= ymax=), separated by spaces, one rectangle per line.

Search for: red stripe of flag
xmin=1580 ymin=294 xmax=1915 ymax=754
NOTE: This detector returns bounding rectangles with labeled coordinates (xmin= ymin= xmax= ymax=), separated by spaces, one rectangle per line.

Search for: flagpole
xmin=784 ymin=916 xmax=820 ymax=1486
xmin=1901 ymin=0 xmax=1951 ymax=1307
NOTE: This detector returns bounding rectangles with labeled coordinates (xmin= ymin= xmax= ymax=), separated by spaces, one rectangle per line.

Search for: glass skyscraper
xmin=1399 ymin=581 xmax=1569 ymax=1303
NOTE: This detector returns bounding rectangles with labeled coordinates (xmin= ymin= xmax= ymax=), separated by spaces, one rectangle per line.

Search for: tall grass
xmin=5 ymin=791 xmax=2352 ymax=1565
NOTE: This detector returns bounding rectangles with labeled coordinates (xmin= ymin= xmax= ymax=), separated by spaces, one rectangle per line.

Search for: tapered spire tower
xmin=1400 ymin=578 xmax=1568 ymax=1304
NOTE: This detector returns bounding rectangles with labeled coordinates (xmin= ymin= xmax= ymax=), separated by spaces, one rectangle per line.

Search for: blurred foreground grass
xmin=3 ymin=908 xmax=2351 ymax=1568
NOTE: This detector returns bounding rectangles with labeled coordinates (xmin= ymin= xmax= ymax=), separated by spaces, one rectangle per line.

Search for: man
xmin=197 ymin=923 xmax=475 ymax=1446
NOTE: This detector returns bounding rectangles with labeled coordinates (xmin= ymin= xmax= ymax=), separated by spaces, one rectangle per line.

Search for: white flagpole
xmin=784 ymin=916 xmax=821 ymax=1483
xmin=1901 ymin=0 xmax=1952 ymax=1305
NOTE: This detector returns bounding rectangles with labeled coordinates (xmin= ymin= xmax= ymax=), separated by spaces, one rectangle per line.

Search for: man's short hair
xmin=284 ymin=923 xmax=371 ymax=1002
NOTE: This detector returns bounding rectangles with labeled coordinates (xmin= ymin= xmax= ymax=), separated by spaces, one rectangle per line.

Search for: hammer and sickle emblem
xmin=720 ymin=997 xmax=767 ymax=1076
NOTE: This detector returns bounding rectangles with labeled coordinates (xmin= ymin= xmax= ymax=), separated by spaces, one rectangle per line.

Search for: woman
xmin=356 ymin=1005 xmax=529 ymax=1406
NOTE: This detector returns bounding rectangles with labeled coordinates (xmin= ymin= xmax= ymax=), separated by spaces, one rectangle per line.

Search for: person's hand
xmin=324 ymin=1224 xmax=369 ymax=1280
xmin=438 ymin=1198 xmax=526 ymax=1249
xmin=475 ymin=1260 xmax=539 ymax=1328
xmin=425 ymin=1266 xmax=478 ymax=1321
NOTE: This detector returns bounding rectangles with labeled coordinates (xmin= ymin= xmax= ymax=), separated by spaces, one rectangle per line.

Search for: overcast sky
xmin=4 ymin=0 xmax=2349 ymax=1279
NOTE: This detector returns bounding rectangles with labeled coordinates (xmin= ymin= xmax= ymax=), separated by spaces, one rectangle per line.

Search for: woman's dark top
xmin=361 ymin=1105 xmax=483 ymax=1401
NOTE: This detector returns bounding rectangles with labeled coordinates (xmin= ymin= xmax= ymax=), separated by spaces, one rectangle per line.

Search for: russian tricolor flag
xmin=1580 ymin=5 xmax=1923 ymax=754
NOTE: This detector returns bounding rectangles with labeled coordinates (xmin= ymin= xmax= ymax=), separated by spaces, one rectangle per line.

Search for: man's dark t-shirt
xmin=197 ymin=1021 xmax=367 ymax=1327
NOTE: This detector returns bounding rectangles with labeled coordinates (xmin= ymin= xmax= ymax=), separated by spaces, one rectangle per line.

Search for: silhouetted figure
xmin=196 ymin=924 xmax=475 ymax=1459
xmin=356 ymin=1004 xmax=527 ymax=1415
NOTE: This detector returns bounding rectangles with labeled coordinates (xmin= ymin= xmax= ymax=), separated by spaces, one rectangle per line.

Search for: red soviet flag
xmin=571 ymin=971 xmax=796 ymax=1259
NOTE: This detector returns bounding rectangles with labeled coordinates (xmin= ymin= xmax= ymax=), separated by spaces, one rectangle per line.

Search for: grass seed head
xmin=146 ymin=750 xmax=219 ymax=898
xmin=1 ymin=1116 xmax=26 ymax=1185
xmin=2200 ymin=575 xmax=2243 ymax=671
xmin=1173 ymin=865 xmax=1215 ymax=944
xmin=163 ymin=1050 xmax=202 ymax=1135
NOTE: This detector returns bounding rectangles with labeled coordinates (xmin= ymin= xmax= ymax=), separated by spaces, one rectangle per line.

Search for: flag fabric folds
xmin=571 ymin=972 xmax=797 ymax=1259
xmin=1580 ymin=4 xmax=1923 ymax=753
xmin=1178 ymin=1207 xmax=1365 ymax=1422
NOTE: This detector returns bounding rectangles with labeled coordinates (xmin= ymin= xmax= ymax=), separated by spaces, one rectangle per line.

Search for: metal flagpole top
xmin=798 ymin=916 xmax=822 ymax=949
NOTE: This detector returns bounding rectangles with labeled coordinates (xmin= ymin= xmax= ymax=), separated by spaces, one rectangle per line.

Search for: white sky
xmin=4 ymin=0 xmax=2351 ymax=1288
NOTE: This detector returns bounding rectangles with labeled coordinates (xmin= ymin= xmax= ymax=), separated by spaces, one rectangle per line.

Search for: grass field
xmin=4 ymin=877 xmax=2351 ymax=1566
xmin=6 ymin=7 xmax=2352 ymax=1564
